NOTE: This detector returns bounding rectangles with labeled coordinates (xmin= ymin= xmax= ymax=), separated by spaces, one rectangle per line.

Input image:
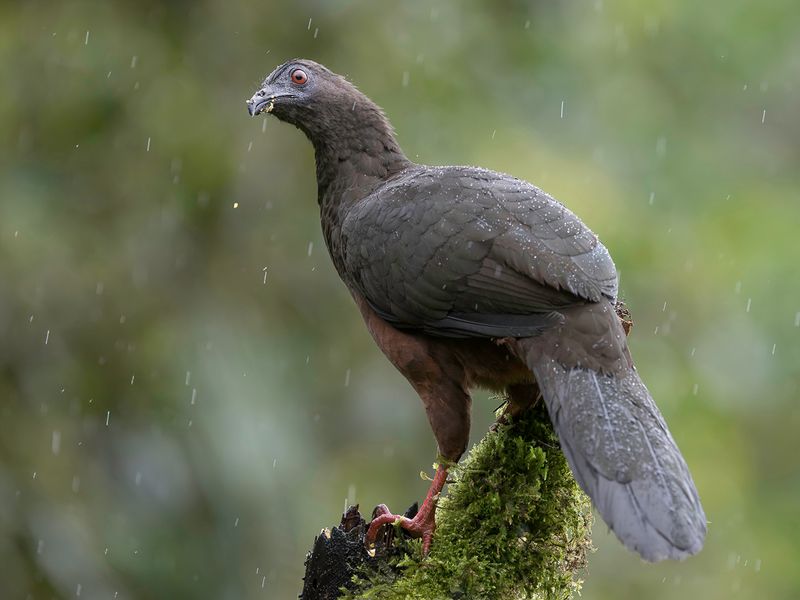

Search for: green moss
xmin=346 ymin=401 xmax=593 ymax=600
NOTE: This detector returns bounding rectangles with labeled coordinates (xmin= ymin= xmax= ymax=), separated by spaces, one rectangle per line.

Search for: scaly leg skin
xmin=365 ymin=465 xmax=449 ymax=555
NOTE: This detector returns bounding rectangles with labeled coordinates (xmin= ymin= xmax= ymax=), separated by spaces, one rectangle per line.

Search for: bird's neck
xmin=303 ymin=101 xmax=412 ymax=278
xmin=305 ymin=103 xmax=412 ymax=209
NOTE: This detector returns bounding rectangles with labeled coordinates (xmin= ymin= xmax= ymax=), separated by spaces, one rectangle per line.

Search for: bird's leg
xmin=365 ymin=463 xmax=449 ymax=555
xmin=492 ymin=383 xmax=540 ymax=431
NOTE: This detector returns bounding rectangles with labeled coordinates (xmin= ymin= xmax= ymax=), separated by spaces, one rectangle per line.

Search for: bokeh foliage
xmin=1 ymin=1 xmax=798 ymax=598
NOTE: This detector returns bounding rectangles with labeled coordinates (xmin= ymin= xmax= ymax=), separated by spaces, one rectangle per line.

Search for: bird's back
xmin=340 ymin=164 xmax=618 ymax=338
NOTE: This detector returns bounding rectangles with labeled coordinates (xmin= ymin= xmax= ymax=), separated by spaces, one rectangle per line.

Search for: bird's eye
xmin=290 ymin=69 xmax=308 ymax=85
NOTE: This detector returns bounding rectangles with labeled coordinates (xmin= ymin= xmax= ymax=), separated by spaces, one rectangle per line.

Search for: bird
xmin=246 ymin=59 xmax=706 ymax=562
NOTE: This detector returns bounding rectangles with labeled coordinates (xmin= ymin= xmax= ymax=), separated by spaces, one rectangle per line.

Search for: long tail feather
xmin=520 ymin=345 xmax=706 ymax=561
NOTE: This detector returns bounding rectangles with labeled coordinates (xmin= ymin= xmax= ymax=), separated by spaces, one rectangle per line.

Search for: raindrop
xmin=648 ymin=192 xmax=655 ymax=205
xmin=51 ymin=431 xmax=61 ymax=455
xmin=771 ymin=344 xmax=776 ymax=356
xmin=272 ymin=458 xmax=277 ymax=469
xmin=262 ymin=118 xmax=267 ymax=133
xmin=84 ymin=31 xmax=89 ymax=45
xmin=314 ymin=27 xmax=319 ymax=39
xmin=261 ymin=576 xmax=266 ymax=588
xmin=135 ymin=472 xmax=142 ymax=486
xmin=734 ymin=280 xmax=742 ymax=294
xmin=247 ymin=141 xmax=253 ymax=152
xmin=524 ymin=20 xmax=531 ymax=29
xmin=233 ymin=202 xmax=239 ymax=208
xmin=185 ymin=371 xmax=191 ymax=386
xmin=130 ymin=55 xmax=138 ymax=69
xmin=130 ymin=374 xmax=135 ymax=385
xmin=761 ymin=109 xmax=766 ymax=124
xmin=105 ymin=411 xmax=110 ymax=426
xmin=745 ymin=298 xmax=752 ymax=312
xmin=146 ymin=137 xmax=151 ymax=152
xmin=307 ymin=17 xmax=312 ymax=30
xmin=692 ymin=383 xmax=699 ymax=396
xmin=234 ymin=517 xmax=239 ymax=527
xmin=307 ymin=241 xmax=314 ymax=256
xmin=262 ymin=267 xmax=268 ymax=284
xmin=344 ymin=368 xmax=351 ymax=387
xmin=191 ymin=388 xmax=197 ymax=404
xmin=656 ymin=136 xmax=667 ymax=157
xmin=402 ymin=71 xmax=410 ymax=87
xmin=44 ymin=330 xmax=50 ymax=345
xmin=560 ymin=100 xmax=565 ymax=119
xmin=76 ymin=583 xmax=82 ymax=596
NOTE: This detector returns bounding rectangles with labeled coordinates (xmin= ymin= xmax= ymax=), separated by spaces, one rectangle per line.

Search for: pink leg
xmin=365 ymin=465 xmax=449 ymax=555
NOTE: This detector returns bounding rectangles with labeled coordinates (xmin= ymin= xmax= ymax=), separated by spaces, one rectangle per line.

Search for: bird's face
xmin=247 ymin=59 xmax=347 ymax=128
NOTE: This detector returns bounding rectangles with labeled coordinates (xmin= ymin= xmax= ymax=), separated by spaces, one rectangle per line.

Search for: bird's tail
xmin=514 ymin=304 xmax=706 ymax=561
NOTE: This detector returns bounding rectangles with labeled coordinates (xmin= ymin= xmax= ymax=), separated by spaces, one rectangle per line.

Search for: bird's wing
xmin=341 ymin=166 xmax=618 ymax=338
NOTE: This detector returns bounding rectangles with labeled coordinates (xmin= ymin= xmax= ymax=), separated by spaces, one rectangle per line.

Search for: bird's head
xmin=246 ymin=59 xmax=408 ymax=183
xmin=246 ymin=59 xmax=363 ymax=131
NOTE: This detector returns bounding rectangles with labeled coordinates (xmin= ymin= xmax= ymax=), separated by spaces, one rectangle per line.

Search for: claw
xmin=365 ymin=465 xmax=449 ymax=556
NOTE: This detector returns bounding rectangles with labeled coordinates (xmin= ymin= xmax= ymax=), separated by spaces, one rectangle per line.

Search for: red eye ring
xmin=290 ymin=69 xmax=308 ymax=85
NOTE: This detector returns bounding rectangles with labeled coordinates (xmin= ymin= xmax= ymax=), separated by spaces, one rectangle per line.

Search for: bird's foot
xmin=365 ymin=464 xmax=448 ymax=556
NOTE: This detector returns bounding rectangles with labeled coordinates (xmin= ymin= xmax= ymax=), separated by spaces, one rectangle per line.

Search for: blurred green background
xmin=1 ymin=1 xmax=798 ymax=598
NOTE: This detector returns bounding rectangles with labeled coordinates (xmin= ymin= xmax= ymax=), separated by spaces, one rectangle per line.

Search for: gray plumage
xmin=248 ymin=59 xmax=706 ymax=562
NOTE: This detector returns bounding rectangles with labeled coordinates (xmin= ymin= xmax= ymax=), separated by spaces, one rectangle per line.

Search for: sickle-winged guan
xmin=246 ymin=59 xmax=705 ymax=562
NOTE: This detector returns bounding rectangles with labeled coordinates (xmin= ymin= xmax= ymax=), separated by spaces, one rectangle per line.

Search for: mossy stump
xmin=301 ymin=401 xmax=593 ymax=599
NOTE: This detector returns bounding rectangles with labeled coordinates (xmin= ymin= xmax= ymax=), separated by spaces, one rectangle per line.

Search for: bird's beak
xmin=247 ymin=87 xmax=274 ymax=117
xmin=247 ymin=86 xmax=294 ymax=117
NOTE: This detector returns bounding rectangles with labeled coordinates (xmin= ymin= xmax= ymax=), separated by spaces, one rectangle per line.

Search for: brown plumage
xmin=247 ymin=59 xmax=706 ymax=561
